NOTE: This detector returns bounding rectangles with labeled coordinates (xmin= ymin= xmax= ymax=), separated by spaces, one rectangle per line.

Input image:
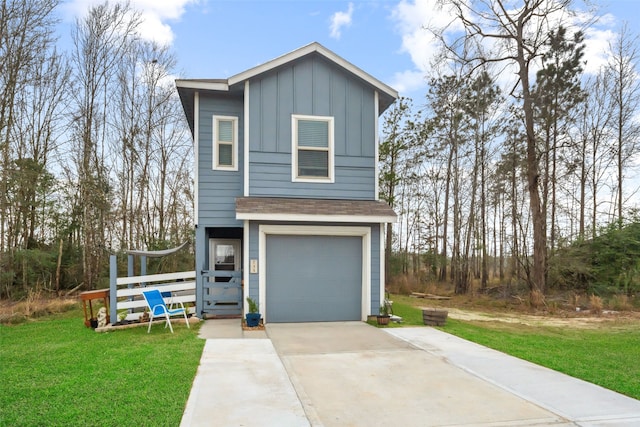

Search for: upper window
xmin=292 ymin=114 xmax=334 ymax=182
xmin=213 ymin=116 xmax=238 ymax=170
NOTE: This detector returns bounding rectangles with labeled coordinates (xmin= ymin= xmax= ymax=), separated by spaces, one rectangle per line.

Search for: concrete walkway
xmin=180 ymin=320 xmax=640 ymax=427
xmin=388 ymin=328 xmax=640 ymax=427
xmin=180 ymin=320 xmax=308 ymax=427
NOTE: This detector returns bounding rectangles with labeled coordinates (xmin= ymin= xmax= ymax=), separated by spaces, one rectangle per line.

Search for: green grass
xmin=3 ymin=299 xmax=638 ymax=426
xmin=0 ymin=306 xmax=205 ymax=427
xmin=388 ymin=298 xmax=640 ymax=400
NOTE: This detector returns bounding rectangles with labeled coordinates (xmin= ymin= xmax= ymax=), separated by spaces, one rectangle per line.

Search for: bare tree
xmin=0 ymin=0 xmax=60 ymax=253
xmin=606 ymin=23 xmax=640 ymax=224
xmin=11 ymin=48 xmax=70 ymax=250
xmin=463 ymin=70 xmax=502 ymax=290
xmin=490 ymin=104 xmax=528 ymax=289
xmin=113 ymin=38 xmax=188 ymax=250
xmin=424 ymin=74 xmax=467 ymax=284
xmin=70 ymin=1 xmax=140 ymax=289
xmin=574 ymin=72 xmax=613 ymax=239
xmin=380 ymin=97 xmax=418 ymax=278
xmin=0 ymin=0 xmax=194 ymax=298
xmin=139 ymin=43 xmax=184 ymax=248
xmin=0 ymin=0 xmax=67 ymax=296
xmin=438 ymin=0 xmax=581 ymax=300
xmin=113 ymin=35 xmax=144 ymax=249
xmin=532 ymin=26 xmax=585 ymax=251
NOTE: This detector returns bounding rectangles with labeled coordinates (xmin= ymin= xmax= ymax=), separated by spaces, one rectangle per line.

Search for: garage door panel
xmin=266 ymin=235 xmax=362 ymax=322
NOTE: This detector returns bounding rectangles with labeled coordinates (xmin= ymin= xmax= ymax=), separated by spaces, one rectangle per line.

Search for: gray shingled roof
xmin=235 ymin=197 xmax=397 ymax=223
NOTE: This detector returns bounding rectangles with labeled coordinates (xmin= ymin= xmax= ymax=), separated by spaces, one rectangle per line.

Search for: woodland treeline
xmin=2 ymin=0 xmax=639 ymax=302
xmin=380 ymin=1 xmax=640 ymax=301
xmin=1 ymin=1 xmax=193 ymax=298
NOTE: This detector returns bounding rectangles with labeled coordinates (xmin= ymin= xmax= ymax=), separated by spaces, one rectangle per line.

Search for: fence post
xmin=141 ymin=255 xmax=147 ymax=287
xmin=127 ymin=254 xmax=135 ymax=313
xmin=127 ymin=254 xmax=134 ymax=278
xmin=110 ymin=255 xmax=117 ymax=325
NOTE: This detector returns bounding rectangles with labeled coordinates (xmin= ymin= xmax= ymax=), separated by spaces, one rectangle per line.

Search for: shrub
xmin=387 ymin=274 xmax=422 ymax=295
xmin=609 ymin=294 xmax=632 ymax=311
xmin=589 ymin=294 xmax=603 ymax=315
xmin=548 ymin=219 xmax=640 ymax=295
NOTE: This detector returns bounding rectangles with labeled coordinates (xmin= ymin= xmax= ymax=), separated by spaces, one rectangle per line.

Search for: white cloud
xmin=389 ymin=0 xmax=623 ymax=98
xmin=537 ymin=8 xmax=618 ymax=77
xmin=390 ymin=69 xmax=428 ymax=95
xmin=390 ymin=0 xmax=463 ymax=96
xmin=583 ymin=26 xmax=617 ymax=75
xmin=62 ymin=0 xmax=198 ymax=45
xmin=329 ymin=3 xmax=354 ymax=40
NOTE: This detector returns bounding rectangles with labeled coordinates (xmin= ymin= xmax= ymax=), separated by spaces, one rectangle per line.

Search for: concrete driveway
xmin=181 ymin=320 xmax=640 ymax=427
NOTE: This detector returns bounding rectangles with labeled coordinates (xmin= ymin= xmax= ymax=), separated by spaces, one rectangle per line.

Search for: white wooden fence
xmin=109 ymin=269 xmax=196 ymax=323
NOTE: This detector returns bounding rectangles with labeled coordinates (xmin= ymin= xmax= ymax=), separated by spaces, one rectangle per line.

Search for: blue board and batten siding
xmin=197 ymin=95 xmax=244 ymax=227
xmin=195 ymin=55 xmax=378 ymax=207
xmin=247 ymin=55 xmax=377 ymax=199
xmin=188 ymin=49 xmax=392 ymax=320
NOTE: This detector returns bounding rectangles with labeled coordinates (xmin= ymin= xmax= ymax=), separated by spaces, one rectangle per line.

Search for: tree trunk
xmin=518 ymin=42 xmax=547 ymax=297
xmin=439 ymin=146 xmax=453 ymax=282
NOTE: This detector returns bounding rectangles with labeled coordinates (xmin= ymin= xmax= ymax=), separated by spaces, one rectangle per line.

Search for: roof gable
xmin=229 ymin=43 xmax=397 ymax=106
xmin=176 ymin=42 xmax=398 ymax=118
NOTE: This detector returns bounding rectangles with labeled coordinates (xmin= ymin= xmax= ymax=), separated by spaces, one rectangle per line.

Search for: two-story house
xmin=176 ymin=42 xmax=397 ymax=323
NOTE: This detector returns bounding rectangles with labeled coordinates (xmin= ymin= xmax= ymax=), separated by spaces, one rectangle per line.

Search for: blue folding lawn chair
xmin=142 ymin=289 xmax=190 ymax=333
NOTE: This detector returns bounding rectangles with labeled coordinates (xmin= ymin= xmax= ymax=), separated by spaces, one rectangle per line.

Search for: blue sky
xmin=59 ymin=0 xmax=640 ymax=102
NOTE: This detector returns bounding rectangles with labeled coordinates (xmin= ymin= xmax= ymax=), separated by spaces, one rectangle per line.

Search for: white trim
xmin=236 ymin=212 xmax=396 ymax=223
xmin=244 ymin=81 xmax=250 ymax=196
xmin=212 ymin=115 xmax=239 ymax=171
xmin=194 ymin=92 xmax=199 ymax=224
xmin=374 ymin=91 xmax=380 ymax=201
xmin=176 ymin=79 xmax=229 ymax=91
xmin=258 ymin=227 xmax=267 ymax=319
xmin=243 ymin=220 xmax=250 ymax=314
xmin=291 ymin=114 xmax=334 ymax=183
xmin=258 ymin=224 xmax=371 ymax=323
xmin=228 ymin=42 xmax=397 ymax=100
xmin=380 ymin=223 xmax=385 ymax=307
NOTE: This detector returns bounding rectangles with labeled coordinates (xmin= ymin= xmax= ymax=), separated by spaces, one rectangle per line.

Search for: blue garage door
xmin=266 ymin=235 xmax=362 ymax=322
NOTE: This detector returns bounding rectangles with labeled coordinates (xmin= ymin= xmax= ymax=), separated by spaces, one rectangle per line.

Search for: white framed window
xmin=213 ymin=115 xmax=238 ymax=170
xmin=292 ymin=114 xmax=334 ymax=182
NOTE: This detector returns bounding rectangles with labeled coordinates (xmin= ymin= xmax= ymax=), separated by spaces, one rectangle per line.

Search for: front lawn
xmin=3 ymin=298 xmax=638 ymax=427
xmin=0 ymin=307 xmax=204 ymax=426
xmin=387 ymin=297 xmax=640 ymax=400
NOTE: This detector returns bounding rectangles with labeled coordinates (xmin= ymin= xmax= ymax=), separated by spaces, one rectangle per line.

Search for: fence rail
xmin=109 ymin=255 xmax=196 ymax=323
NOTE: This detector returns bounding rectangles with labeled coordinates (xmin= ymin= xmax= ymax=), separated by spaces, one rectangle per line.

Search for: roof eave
xmin=175 ymin=79 xmax=230 ymax=91
xmin=176 ymin=79 xmax=236 ymax=136
xmin=236 ymin=212 xmax=397 ymax=223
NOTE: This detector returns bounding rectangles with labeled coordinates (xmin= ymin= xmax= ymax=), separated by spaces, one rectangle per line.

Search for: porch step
xmin=203 ymin=314 xmax=242 ymax=319
xmin=197 ymin=318 xmax=267 ymax=339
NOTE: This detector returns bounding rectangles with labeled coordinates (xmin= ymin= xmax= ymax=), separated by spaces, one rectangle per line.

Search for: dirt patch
xmin=436 ymin=306 xmax=640 ymax=329
xmin=241 ymin=319 xmax=265 ymax=331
